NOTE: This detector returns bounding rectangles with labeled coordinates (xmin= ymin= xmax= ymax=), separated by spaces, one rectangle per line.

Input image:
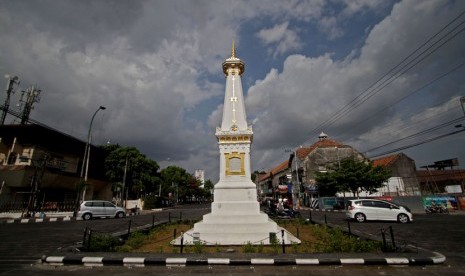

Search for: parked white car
xmin=346 ymin=199 xmax=412 ymax=223
xmin=77 ymin=200 xmax=126 ymax=220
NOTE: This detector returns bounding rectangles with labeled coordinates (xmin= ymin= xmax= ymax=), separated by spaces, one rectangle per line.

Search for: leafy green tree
xmin=203 ymin=179 xmax=214 ymax=200
xmin=315 ymin=157 xmax=391 ymax=197
xmin=159 ymin=166 xmax=204 ymax=203
xmin=102 ymin=145 xmax=160 ymax=200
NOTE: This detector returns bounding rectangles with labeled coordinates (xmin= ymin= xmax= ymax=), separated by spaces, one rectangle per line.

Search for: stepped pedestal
xmin=172 ymin=180 xmax=300 ymax=245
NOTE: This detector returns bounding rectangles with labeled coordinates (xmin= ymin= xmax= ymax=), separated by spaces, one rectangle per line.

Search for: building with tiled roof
xmin=371 ymin=153 xmax=421 ymax=196
xmin=258 ymin=132 xmax=366 ymax=207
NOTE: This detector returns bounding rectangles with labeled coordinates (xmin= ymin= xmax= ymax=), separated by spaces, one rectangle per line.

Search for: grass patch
xmin=110 ymin=219 xmax=383 ymax=254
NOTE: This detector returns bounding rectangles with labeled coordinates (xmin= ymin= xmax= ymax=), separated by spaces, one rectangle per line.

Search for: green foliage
xmin=193 ymin=241 xmax=204 ymax=253
xmin=311 ymin=225 xmax=381 ymax=253
xmin=271 ymin=235 xmax=280 ymax=253
xmin=143 ymin=194 xmax=169 ymax=209
xmin=242 ymin=242 xmax=256 ymax=253
xmin=115 ymin=231 xmax=147 ymax=252
xmin=315 ymin=157 xmax=391 ymax=196
xmin=122 ymin=231 xmax=145 ymax=250
xmin=88 ymin=234 xmax=121 ymax=252
xmin=102 ymin=144 xmax=160 ymax=200
xmin=102 ymin=144 xmax=213 ymax=204
xmin=291 ymin=242 xmax=299 ymax=253
xmin=202 ymin=179 xmax=214 ymax=201
xmin=159 ymin=166 xmax=205 ymax=203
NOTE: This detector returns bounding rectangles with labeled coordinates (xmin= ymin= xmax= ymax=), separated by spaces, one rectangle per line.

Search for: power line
xmin=305 ymin=11 xmax=465 ymax=141
xmin=365 ymin=116 xmax=465 ymax=154
xmin=367 ymin=127 xmax=465 ymax=159
xmin=337 ymin=62 xmax=465 ymax=138
xmin=315 ymin=20 xmax=465 ymax=136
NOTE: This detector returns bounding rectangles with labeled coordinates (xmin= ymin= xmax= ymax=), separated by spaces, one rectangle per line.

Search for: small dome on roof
xmin=318 ymin=131 xmax=328 ymax=140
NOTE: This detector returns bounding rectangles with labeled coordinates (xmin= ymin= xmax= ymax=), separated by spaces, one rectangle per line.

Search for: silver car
xmin=77 ymin=200 xmax=126 ymax=220
xmin=346 ymin=199 xmax=412 ymax=223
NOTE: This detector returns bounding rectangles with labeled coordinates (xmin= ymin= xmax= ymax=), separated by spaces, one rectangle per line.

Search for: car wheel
xmin=355 ymin=213 xmax=366 ymax=223
xmin=398 ymin=213 xmax=409 ymax=223
xmin=116 ymin=212 xmax=125 ymax=218
xmin=82 ymin=213 xmax=92 ymax=220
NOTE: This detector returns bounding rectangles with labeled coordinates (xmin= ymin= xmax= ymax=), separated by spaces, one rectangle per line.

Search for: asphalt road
xmin=307 ymin=210 xmax=465 ymax=264
xmin=1 ymin=204 xmax=465 ymax=275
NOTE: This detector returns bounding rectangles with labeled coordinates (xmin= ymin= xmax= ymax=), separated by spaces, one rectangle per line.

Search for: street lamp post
xmin=80 ymin=106 xmax=106 ymax=201
xmin=286 ymin=148 xmax=300 ymax=210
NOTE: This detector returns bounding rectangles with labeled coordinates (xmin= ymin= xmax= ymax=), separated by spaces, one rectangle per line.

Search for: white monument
xmin=174 ymin=43 xmax=300 ymax=245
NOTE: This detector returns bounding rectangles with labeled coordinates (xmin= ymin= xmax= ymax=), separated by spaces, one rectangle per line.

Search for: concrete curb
xmin=2 ymin=216 xmax=75 ymax=224
xmin=41 ymin=252 xmax=446 ymax=267
xmin=0 ymin=212 xmax=144 ymax=224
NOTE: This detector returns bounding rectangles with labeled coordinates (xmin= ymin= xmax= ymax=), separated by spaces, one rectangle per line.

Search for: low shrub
xmin=88 ymin=234 xmax=121 ymax=252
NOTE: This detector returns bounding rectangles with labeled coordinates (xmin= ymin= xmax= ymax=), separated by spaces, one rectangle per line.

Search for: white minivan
xmin=77 ymin=200 xmax=126 ymax=220
xmin=346 ymin=199 xmax=412 ymax=223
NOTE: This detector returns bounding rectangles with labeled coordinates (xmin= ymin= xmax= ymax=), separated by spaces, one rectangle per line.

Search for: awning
xmin=276 ymin=185 xmax=288 ymax=194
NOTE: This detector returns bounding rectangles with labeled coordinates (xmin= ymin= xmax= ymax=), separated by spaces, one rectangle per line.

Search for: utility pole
xmin=24 ymin=154 xmax=49 ymax=218
xmin=1 ymin=74 xmax=19 ymax=125
xmin=294 ymin=150 xmax=300 ymax=209
xmin=121 ymin=155 xmax=128 ymax=208
xmin=18 ymin=86 xmax=41 ymax=125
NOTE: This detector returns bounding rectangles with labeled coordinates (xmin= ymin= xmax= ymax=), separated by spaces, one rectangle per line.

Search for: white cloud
xmin=257 ymin=22 xmax=303 ymax=57
xmin=247 ymin=0 xmax=465 ymax=171
xmin=341 ymin=0 xmax=386 ymax=16
xmin=318 ymin=16 xmax=344 ymax=40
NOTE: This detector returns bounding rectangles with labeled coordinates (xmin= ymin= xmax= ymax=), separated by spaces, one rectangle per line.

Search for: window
xmin=372 ymin=201 xmax=391 ymax=209
xmin=92 ymin=201 xmax=104 ymax=207
xmin=361 ymin=200 xmax=375 ymax=207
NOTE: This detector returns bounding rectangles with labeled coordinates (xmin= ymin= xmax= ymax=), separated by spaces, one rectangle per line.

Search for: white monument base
xmin=171 ymin=179 xmax=301 ymax=245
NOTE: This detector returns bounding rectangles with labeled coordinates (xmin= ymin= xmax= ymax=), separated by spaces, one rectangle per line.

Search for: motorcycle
xmin=264 ymin=207 xmax=301 ymax=219
xmin=425 ymin=205 xmax=449 ymax=214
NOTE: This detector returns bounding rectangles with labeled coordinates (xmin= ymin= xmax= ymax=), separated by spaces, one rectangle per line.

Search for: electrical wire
xmin=367 ymin=127 xmax=465 ymax=158
xmin=336 ymin=62 xmax=465 ymax=138
xmin=303 ymin=11 xmax=465 ymax=145
xmin=365 ymin=116 xmax=465 ymax=154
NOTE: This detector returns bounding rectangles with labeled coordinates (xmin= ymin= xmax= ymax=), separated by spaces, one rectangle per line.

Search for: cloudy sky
xmin=1 ymin=0 xmax=464 ymax=182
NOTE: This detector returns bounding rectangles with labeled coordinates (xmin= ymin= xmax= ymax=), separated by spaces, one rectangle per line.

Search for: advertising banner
xmin=422 ymin=195 xmax=458 ymax=212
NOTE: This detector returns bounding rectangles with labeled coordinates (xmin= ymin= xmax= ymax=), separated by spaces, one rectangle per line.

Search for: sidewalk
xmin=0 ymin=208 xmax=162 ymax=223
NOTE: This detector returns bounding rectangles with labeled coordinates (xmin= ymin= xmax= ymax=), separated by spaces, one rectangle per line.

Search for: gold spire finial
xmin=231 ymin=39 xmax=235 ymax=58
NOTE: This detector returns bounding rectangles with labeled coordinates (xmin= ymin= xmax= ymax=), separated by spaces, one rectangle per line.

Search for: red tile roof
xmin=296 ymin=138 xmax=345 ymax=159
xmin=372 ymin=153 xmax=403 ymax=167
xmin=258 ymin=138 xmax=345 ymax=182
xmin=258 ymin=159 xmax=289 ymax=182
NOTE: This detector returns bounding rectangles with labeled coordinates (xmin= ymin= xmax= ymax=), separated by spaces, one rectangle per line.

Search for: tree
xmin=159 ymin=165 xmax=203 ymax=203
xmin=102 ymin=145 xmax=160 ymax=200
xmin=203 ymin=179 xmax=214 ymax=197
xmin=315 ymin=157 xmax=391 ymax=197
